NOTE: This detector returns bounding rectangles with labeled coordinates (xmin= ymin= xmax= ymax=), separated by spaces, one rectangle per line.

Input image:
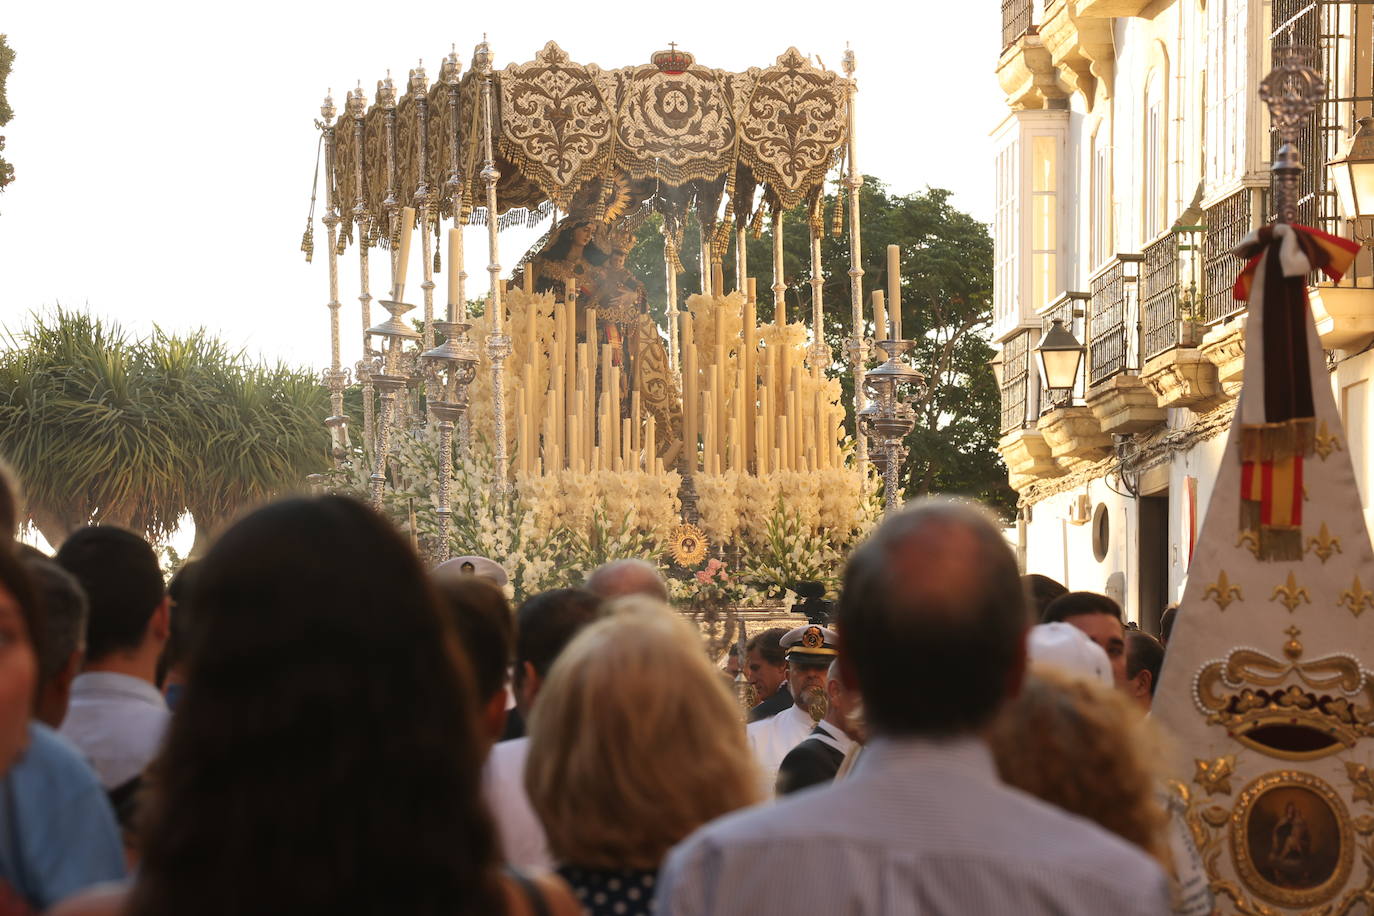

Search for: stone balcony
xmin=1036 ymin=405 xmax=1113 ymax=463
xmin=1200 ymin=318 xmax=1245 ymax=397
xmin=1037 ymin=0 xmax=1114 ymax=107
xmin=998 ymin=427 xmax=1062 ymax=490
xmin=996 ymin=29 xmax=1068 ymax=110
xmin=1073 ymin=0 xmax=1150 ymax=17
xmin=1085 ymin=374 xmax=1166 ymax=434
xmin=1142 ymin=347 xmax=1225 ymax=412
xmin=1311 ymin=285 xmax=1374 ymax=352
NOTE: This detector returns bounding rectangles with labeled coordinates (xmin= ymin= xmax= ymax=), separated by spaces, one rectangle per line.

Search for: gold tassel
xmin=1260 ymin=526 xmax=1303 ymax=562
xmin=831 ymin=186 xmax=845 ymax=237
xmin=1241 ymin=426 xmax=1263 ymax=464
xmin=300 ymin=223 xmax=314 ymax=263
xmin=1239 ymin=500 xmax=1262 ymax=534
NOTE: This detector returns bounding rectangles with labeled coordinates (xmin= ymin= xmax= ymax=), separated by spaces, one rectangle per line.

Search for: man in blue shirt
xmin=0 ymin=558 xmax=125 ymax=909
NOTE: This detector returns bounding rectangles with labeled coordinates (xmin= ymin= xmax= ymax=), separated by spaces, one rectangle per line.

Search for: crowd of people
xmin=0 ymin=460 xmax=1192 ymax=915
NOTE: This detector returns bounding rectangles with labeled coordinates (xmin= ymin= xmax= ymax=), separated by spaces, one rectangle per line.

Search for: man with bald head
xmin=658 ymin=498 xmax=1170 ymax=916
xmin=584 ymin=558 xmax=669 ymax=602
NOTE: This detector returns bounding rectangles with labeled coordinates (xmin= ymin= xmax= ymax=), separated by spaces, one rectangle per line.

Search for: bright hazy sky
xmin=0 ymin=1 xmax=1002 ymax=370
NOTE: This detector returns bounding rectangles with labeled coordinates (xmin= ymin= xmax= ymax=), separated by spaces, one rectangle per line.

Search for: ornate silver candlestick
xmin=862 ymin=339 xmax=925 ymax=514
xmin=366 ymin=299 xmax=420 ymax=509
xmin=422 ymin=319 xmax=480 ymax=561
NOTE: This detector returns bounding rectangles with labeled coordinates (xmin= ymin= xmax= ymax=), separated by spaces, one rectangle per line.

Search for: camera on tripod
xmin=792 ymin=580 xmax=833 ymax=625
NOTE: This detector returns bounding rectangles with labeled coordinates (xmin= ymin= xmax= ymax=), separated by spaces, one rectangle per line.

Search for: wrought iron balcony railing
xmin=1002 ymin=0 xmax=1035 ymax=49
xmin=1087 ymin=255 xmax=1143 ymax=386
xmin=999 ymin=328 xmax=1039 ymax=434
xmin=1202 ymin=190 xmax=1254 ymax=324
xmin=1141 ymin=227 xmax=1205 ymax=361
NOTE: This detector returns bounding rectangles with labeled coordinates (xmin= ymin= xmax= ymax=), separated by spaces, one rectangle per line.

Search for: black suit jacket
xmin=775 ymin=734 xmax=847 ymax=795
xmin=748 ymin=683 xmax=794 ymax=723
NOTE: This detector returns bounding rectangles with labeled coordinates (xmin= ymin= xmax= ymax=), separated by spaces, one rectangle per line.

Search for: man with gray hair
xmin=658 ymin=498 xmax=1170 ymax=916
xmin=584 ymin=558 xmax=669 ymax=603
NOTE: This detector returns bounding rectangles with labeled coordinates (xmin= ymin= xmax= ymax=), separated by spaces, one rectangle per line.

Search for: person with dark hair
xmin=0 ymin=558 xmax=125 ymax=911
xmin=55 ymin=527 xmax=170 ymax=791
xmin=1023 ymin=573 xmax=1068 ymax=622
xmin=1125 ymin=630 xmax=1165 ymax=711
xmin=431 ymin=573 xmax=514 ymax=748
xmin=53 ymin=496 xmax=578 ymax=916
xmin=485 ymin=588 xmax=603 ymax=870
xmin=657 ymin=498 xmax=1169 ymax=916
xmin=155 ymin=562 xmax=199 ymax=712
xmin=26 ymin=559 xmax=88 ymax=730
xmin=1158 ymin=604 xmax=1178 ymax=647
xmin=743 ymin=626 xmax=791 ymax=722
xmin=1042 ymin=591 xmax=1127 ymax=689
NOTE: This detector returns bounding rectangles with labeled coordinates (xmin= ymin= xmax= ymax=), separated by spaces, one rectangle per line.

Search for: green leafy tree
xmin=0 ymin=35 xmax=14 ymax=194
xmin=632 ymin=178 xmax=1013 ymax=517
xmin=0 ymin=309 xmax=331 ymax=548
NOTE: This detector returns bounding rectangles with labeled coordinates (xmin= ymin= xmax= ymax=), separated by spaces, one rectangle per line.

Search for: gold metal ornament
xmin=1237 ymin=530 xmax=1261 ymax=559
xmin=1203 ymin=570 xmax=1244 ymax=611
xmin=667 ymin=523 xmax=708 ymax=566
xmin=1308 ymin=522 xmax=1343 ymax=563
xmin=1193 ymin=638 xmax=1374 ymax=760
xmin=1347 ymin=761 xmax=1374 ymax=806
xmin=1194 ymin=755 xmax=1237 ymax=796
xmin=1272 ymin=571 xmax=1312 ymax=613
xmin=1338 ymin=575 xmax=1374 ymax=618
xmin=1229 ymin=770 xmax=1353 ymax=909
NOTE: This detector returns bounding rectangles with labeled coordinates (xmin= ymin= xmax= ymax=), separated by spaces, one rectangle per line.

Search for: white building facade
xmin=993 ymin=0 xmax=1374 ymax=630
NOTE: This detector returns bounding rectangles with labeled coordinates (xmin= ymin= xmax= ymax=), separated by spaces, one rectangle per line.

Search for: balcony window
xmin=1140 ymin=227 xmax=1205 ymax=361
xmin=1002 ymin=0 xmax=1035 ymax=49
xmin=1090 ymin=132 xmax=1112 ymax=270
xmin=1088 ymin=255 xmax=1143 ymax=386
xmin=1000 ymin=329 xmax=1038 ymax=433
xmin=1031 ymin=135 xmax=1059 ymax=314
xmin=1202 ymin=190 xmax=1253 ymax=323
xmin=1143 ymin=74 xmax=1167 ymax=242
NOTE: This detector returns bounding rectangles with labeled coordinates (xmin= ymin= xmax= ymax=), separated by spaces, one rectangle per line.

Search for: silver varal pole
xmin=413 ymin=62 xmax=436 ymax=351
xmin=477 ymin=40 xmax=511 ymax=492
xmin=772 ymin=210 xmax=785 ymax=321
xmin=318 ymin=91 xmax=350 ymax=461
xmin=347 ymin=85 xmax=376 ymax=453
xmin=664 ymin=232 xmax=680 ymax=376
xmin=843 ymin=47 xmax=869 ymax=475
xmin=808 ymin=221 xmax=826 ymax=376
xmin=1261 ymin=47 xmax=1324 ymax=225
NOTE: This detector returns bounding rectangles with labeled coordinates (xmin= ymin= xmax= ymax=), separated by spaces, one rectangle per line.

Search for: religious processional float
xmin=301 ymin=40 xmax=926 ymax=636
xmin=1153 ymin=48 xmax=1374 ymax=915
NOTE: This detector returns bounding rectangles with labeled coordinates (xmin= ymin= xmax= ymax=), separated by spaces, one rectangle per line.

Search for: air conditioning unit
xmin=1067 ymin=493 xmax=1092 ymax=526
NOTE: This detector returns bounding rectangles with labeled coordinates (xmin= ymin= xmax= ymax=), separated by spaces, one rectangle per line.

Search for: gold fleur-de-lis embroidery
xmin=1316 ymin=420 xmax=1342 ymax=460
xmin=1339 ymin=575 xmax=1374 ymax=618
xmin=1237 ymin=530 xmax=1261 ymax=558
xmin=1272 ymin=571 xmax=1312 ymax=613
xmin=1307 ymin=522 xmax=1343 ymax=563
xmin=1194 ymin=755 xmax=1236 ymax=796
xmin=1203 ymin=571 xmax=1243 ymax=611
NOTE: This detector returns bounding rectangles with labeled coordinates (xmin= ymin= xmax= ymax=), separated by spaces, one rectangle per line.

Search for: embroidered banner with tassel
xmin=1231 ymin=222 xmax=1358 ymax=560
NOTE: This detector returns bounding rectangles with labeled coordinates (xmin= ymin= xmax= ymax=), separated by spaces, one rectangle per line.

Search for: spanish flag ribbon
xmin=1231 ymin=223 xmax=1358 ymax=561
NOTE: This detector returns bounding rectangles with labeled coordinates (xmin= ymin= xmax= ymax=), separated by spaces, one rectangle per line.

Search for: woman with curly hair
xmin=55 ymin=496 xmax=577 ymax=916
xmin=988 ymin=666 xmax=1169 ymax=864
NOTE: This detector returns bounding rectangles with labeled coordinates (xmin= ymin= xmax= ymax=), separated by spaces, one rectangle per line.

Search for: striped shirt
xmin=657 ymin=735 xmax=1170 ymax=916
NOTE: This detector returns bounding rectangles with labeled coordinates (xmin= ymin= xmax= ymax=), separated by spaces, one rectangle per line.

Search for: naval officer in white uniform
xmin=745 ymin=623 xmax=838 ymax=793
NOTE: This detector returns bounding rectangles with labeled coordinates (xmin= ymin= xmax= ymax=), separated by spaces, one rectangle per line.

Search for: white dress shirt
xmin=481 ymin=737 xmax=552 ymax=869
xmin=745 ymin=704 xmax=814 ymax=790
xmin=658 ymin=735 xmax=1171 ymax=916
xmin=58 ymin=672 xmax=169 ymax=790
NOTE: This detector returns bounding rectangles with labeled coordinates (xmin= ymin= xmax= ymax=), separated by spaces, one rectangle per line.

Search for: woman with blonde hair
xmin=525 ymin=597 xmax=760 ymax=916
xmin=988 ymin=666 xmax=1170 ymax=864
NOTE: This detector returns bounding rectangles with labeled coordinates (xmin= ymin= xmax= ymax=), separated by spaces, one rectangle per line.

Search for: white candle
xmin=447 ymin=229 xmax=461 ymax=310
xmin=887 ymin=244 xmax=902 ymax=339
xmin=873 ymin=290 xmax=887 ymax=343
xmin=395 ymin=206 xmax=416 ymax=300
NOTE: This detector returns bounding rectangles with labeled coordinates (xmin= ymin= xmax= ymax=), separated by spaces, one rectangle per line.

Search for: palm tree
xmin=0 ymin=309 xmax=331 ymax=549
